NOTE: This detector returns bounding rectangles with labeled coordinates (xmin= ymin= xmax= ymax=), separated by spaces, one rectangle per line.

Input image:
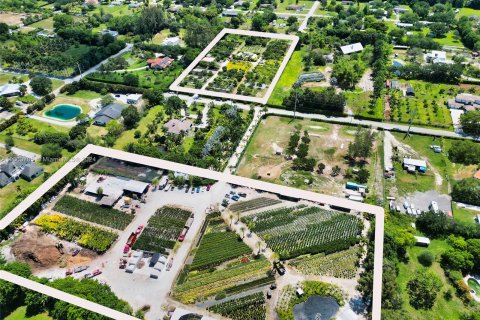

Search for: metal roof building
xmin=340 ymin=43 xmax=363 ymax=55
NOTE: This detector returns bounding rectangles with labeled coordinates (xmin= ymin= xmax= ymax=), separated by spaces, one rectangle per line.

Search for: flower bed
xmin=53 ymin=195 xmax=133 ymax=230
xmin=208 ymin=292 xmax=266 ymax=320
xmin=34 ymin=214 xmax=118 ymax=253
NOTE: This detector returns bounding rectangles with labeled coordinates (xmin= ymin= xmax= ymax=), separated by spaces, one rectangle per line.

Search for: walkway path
xmin=0 ymin=143 xmax=40 ymax=161
xmin=298 ymin=1 xmax=320 ymax=32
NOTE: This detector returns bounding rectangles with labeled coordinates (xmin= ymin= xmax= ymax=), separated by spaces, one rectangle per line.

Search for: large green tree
xmin=407 ymin=269 xmax=442 ymax=309
xmin=30 ymin=76 xmax=52 ymax=96
xmin=460 ymin=110 xmax=480 ymax=135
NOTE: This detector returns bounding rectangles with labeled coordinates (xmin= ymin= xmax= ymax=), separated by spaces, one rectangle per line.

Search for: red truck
xmin=178 ymin=217 xmax=194 ymax=241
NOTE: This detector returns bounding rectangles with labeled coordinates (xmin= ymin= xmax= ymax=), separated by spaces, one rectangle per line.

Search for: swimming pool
xmin=44 ymin=104 xmax=82 ymax=121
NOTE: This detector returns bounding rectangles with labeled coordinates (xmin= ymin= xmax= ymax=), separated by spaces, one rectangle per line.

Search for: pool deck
xmin=27 ymin=114 xmax=77 ymax=127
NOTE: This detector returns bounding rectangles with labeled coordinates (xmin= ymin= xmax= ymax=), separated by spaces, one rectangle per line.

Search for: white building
xmin=340 ymin=43 xmax=363 ymax=55
xmin=162 ymin=36 xmax=181 ymax=46
xmin=100 ymin=29 xmax=119 ymax=37
xmin=425 ymin=50 xmax=449 ymax=64
xmin=0 ymin=84 xmax=21 ymax=97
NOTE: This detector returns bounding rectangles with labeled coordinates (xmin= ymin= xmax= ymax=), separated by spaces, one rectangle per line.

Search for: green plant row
xmin=229 ymin=197 xmax=282 ymax=213
xmin=53 ymin=195 xmax=133 ymax=230
xmin=208 ymin=292 xmax=266 ymax=320
xmin=190 ymin=231 xmax=251 ymax=271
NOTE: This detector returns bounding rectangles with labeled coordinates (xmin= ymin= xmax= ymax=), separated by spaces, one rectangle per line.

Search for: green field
xmin=29 ymin=17 xmax=54 ymax=30
xmin=5 ymin=306 xmax=52 ymax=320
xmin=452 ymin=202 xmax=479 ymax=225
xmin=275 ymin=0 xmax=313 ymax=13
xmin=456 ymin=7 xmax=480 ymax=19
xmin=268 ymin=50 xmax=304 ymax=106
xmin=396 ymin=239 xmax=466 ymax=320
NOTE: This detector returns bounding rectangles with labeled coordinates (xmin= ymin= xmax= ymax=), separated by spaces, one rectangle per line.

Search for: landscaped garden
xmin=34 ymin=214 xmax=118 ymax=253
xmin=132 ymin=206 xmax=192 ymax=253
xmin=53 ymin=195 xmax=134 ymax=230
xmin=229 ymin=197 xmax=282 ymax=213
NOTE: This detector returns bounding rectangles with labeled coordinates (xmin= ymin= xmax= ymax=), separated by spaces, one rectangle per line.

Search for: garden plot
xmin=242 ymin=206 xmax=362 ymax=259
xmin=170 ymin=28 xmax=298 ymax=104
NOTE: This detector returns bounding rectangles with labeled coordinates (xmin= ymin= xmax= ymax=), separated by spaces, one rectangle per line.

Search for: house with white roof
xmin=340 ymin=43 xmax=363 ymax=55
xmin=425 ymin=50 xmax=450 ymax=64
xmin=162 ymin=36 xmax=180 ymax=46
xmin=0 ymin=84 xmax=21 ymax=97
xmin=403 ymin=158 xmax=427 ymax=173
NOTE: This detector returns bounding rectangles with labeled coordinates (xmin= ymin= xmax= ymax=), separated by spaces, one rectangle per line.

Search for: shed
xmin=124 ymin=180 xmax=149 ymax=195
xmin=403 ymin=158 xmax=427 ymax=173
xmin=296 ymin=288 xmax=304 ymax=296
xmin=20 ymin=163 xmax=44 ymax=181
xmin=405 ymin=86 xmax=415 ymax=96
xmin=414 ymin=236 xmax=430 ymax=247
xmin=0 ymin=84 xmax=21 ymax=97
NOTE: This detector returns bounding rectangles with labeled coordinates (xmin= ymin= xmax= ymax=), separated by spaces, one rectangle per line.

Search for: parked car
xmin=238 ymin=192 xmax=247 ymax=198
xmin=74 ymin=266 xmax=88 ymax=273
xmin=196 ymin=186 xmax=200 ymax=193
xmin=123 ymin=245 xmax=130 ymax=254
xmin=72 ymin=248 xmax=80 ymax=257
xmin=191 ymin=187 xmax=195 ymax=194
xmin=206 ymin=184 xmax=211 ymax=191
xmin=273 ymin=259 xmax=286 ymax=275
xmin=270 ymin=283 xmax=277 ymax=290
xmin=225 ymin=194 xmax=231 ymax=199
xmin=65 ymin=269 xmax=73 ymax=276
xmin=231 ymin=195 xmax=240 ymax=201
xmin=185 ymin=186 xmax=190 ymax=193
xmin=135 ymin=225 xmax=144 ymax=235
xmin=222 ymin=199 xmax=229 ymax=207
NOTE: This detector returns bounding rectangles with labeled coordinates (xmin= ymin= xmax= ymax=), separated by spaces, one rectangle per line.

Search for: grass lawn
xmin=0 ymin=73 xmax=28 ymax=85
xmin=29 ymin=17 xmax=54 ymax=30
xmin=344 ymin=91 xmax=377 ymax=119
xmin=114 ymin=105 xmax=165 ymax=150
xmin=275 ymin=0 xmax=313 ymax=13
xmin=396 ymin=239 xmax=466 ymax=320
xmin=433 ymin=31 xmax=464 ymax=48
xmin=452 ymin=202 xmax=479 ymax=225
xmin=268 ymin=50 xmax=304 ymax=106
xmin=456 ymin=7 xmax=480 ymax=19
xmin=51 ymin=79 xmax=64 ymax=91
xmin=59 ymin=90 xmax=101 ymax=100
xmin=389 ymin=80 xmax=455 ymax=129
xmin=5 ymin=306 xmax=52 ymax=320
xmin=90 ymin=4 xmax=134 ymax=17
xmin=149 ymin=29 xmax=172 ymax=45
xmin=122 ymin=52 xmax=148 ymax=69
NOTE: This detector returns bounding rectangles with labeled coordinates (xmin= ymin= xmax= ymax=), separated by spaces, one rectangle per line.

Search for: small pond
xmin=293 ymin=295 xmax=339 ymax=320
xmin=468 ymin=278 xmax=480 ymax=294
xmin=44 ymin=104 xmax=81 ymax=121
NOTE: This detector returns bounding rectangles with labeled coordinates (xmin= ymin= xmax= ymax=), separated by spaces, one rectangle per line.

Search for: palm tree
xmin=236 ymin=212 xmax=241 ymax=224
xmin=229 ymin=214 xmax=234 ymax=227
xmin=240 ymin=226 xmax=246 ymax=239
xmin=151 ymin=177 xmax=159 ymax=190
xmin=256 ymin=240 xmax=262 ymax=255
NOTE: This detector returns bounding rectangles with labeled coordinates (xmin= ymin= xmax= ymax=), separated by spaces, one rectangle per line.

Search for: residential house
xmin=93 ymin=103 xmax=126 ymax=126
xmin=147 ymin=56 xmax=174 ymax=70
xmin=403 ymin=158 xmax=427 ymax=173
xmin=425 ymin=50 xmax=450 ymax=64
xmin=0 ymin=84 xmax=21 ymax=97
xmin=396 ymin=22 xmax=413 ymax=28
xmin=286 ymin=4 xmax=305 ymax=11
xmin=126 ymin=94 xmax=142 ymax=105
xmin=222 ymin=9 xmax=239 ymax=16
xmin=0 ymin=156 xmax=31 ymax=187
xmin=20 ymin=162 xmax=44 ymax=181
xmin=0 ymin=172 xmax=12 ymax=188
xmin=100 ymin=29 xmax=119 ymax=37
xmin=414 ymin=236 xmax=430 ymax=247
xmin=163 ymin=119 xmax=193 ymax=135
xmin=340 ymin=43 xmax=363 ymax=55
xmin=162 ymin=37 xmax=180 ymax=46
xmin=393 ymin=6 xmax=409 ymax=14
xmin=390 ymin=80 xmax=400 ymax=89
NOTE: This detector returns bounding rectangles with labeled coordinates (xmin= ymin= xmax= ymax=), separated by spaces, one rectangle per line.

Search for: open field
xmin=0 ymin=73 xmax=28 ymax=85
xmin=275 ymin=0 xmax=313 ymax=13
xmin=5 ymin=306 xmax=52 ymax=320
xmin=237 ymin=115 xmax=379 ymax=197
xmin=452 ymin=202 xmax=479 ymax=225
xmin=0 ymin=12 xmax=26 ymax=26
xmin=29 ymin=17 xmax=54 ymax=30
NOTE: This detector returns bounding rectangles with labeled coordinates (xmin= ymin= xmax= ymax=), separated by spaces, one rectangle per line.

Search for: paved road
xmin=0 ymin=143 xmax=40 ymax=161
xmin=298 ymin=1 xmax=320 ymax=32
xmin=167 ymin=92 xmax=478 ymax=140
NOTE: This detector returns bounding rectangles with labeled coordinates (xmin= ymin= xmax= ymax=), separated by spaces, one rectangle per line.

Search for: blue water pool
xmin=293 ymin=295 xmax=340 ymax=320
xmin=44 ymin=104 xmax=82 ymax=121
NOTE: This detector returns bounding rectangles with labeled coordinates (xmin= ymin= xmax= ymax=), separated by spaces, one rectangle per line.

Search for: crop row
xmin=34 ymin=214 xmax=117 ymax=253
xmin=54 ymin=195 xmax=133 ymax=230
xmin=289 ymin=247 xmax=361 ymax=279
xmin=133 ymin=206 xmax=191 ymax=253
xmin=208 ymin=292 xmax=266 ymax=320
xmin=173 ymin=258 xmax=271 ymax=304
xmin=229 ymin=197 xmax=282 ymax=213
xmin=190 ymin=231 xmax=251 ymax=270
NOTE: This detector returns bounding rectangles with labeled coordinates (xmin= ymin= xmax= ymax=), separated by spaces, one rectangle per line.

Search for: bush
xmin=448 ymin=140 xmax=480 ymax=165
xmin=30 ymin=76 xmax=52 ymax=95
xmin=452 ymin=178 xmax=480 ymax=206
xmin=418 ymin=250 xmax=435 ymax=267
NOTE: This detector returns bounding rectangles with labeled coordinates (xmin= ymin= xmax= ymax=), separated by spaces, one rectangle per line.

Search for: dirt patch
xmin=384 ymin=95 xmax=391 ymax=121
xmin=0 ymin=12 xmax=26 ymax=26
xmin=11 ymin=227 xmax=97 ymax=270
xmin=256 ymin=162 xmax=285 ymax=180
xmin=451 ymin=164 xmax=477 ymax=180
